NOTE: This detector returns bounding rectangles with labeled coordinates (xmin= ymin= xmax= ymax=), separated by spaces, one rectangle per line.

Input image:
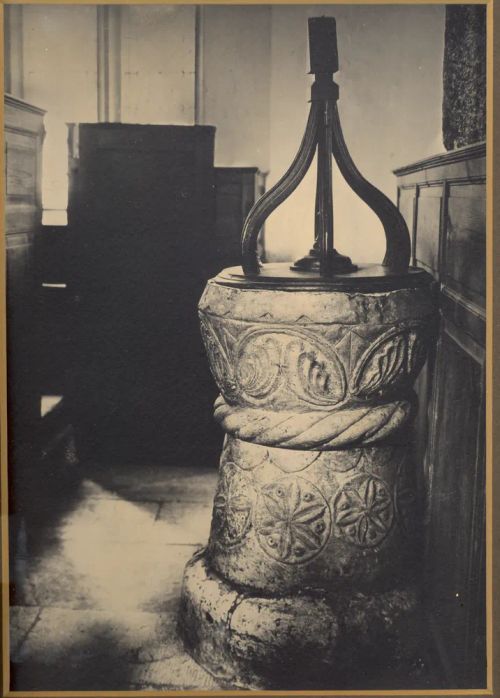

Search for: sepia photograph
xmin=2 ymin=1 xmax=489 ymax=694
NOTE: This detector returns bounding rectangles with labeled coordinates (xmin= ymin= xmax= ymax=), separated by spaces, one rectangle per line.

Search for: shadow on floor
xmin=9 ymin=447 xmax=220 ymax=691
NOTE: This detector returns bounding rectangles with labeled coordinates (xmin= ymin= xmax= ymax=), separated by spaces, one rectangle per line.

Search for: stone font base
xmin=179 ymin=274 xmax=435 ymax=689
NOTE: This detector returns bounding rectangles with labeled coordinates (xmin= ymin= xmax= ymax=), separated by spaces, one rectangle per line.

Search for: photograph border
xmin=0 ymin=0 xmax=495 ymax=695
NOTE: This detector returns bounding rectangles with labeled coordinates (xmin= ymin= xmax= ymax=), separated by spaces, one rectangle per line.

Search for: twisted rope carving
xmin=213 ymin=396 xmax=413 ymax=450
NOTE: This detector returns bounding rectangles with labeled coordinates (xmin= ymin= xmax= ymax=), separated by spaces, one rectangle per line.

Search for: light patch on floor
xmin=9 ymin=463 xmax=220 ymax=691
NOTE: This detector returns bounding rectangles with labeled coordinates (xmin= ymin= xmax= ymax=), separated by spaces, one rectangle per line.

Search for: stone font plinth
xmin=179 ymin=272 xmax=435 ymax=689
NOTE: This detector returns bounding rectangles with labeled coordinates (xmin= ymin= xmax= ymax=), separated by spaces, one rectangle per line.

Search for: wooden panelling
xmin=444 ymin=183 xmax=486 ymax=302
xmin=425 ymin=330 xmax=485 ymax=681
xmin=394 ymin=142 xmax=486 ymax=186
xmin=5 ymin=97 xmax=45 ymax=429
xmin=6 ymin=205 xmax=39 ymax=236
xmin=6 ymin=98 xmax=83 ymax=622
xmin=4 ymin=95 xmax=45 ymax=236
xmin=415 ymin=186 xmax=442 ymax=277
xmin=440 ymin=288 xmax=485 ymax=349
xmin=397 ymin=186 xmax=416 ymax=263
xmin=6 ymin=143 xmax=37 ymax=199
xmin=395 ymin=141 xmax=486 ymax=688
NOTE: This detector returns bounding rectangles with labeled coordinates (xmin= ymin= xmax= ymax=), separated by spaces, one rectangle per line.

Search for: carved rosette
xmin=205 ymin=436 xmax=422 ymax=593
xmin=334 ymin=473 xmax=394 ymax=547
xmin=254 ymin=476 xmax=331 ymax=564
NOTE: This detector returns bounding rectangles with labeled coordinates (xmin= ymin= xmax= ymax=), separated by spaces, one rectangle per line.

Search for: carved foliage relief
xmin=199 ymin=312 xmax=429 ymax=410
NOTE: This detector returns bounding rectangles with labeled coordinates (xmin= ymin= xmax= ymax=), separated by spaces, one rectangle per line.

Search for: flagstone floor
xmin=9 ymin=458 xmax=221 ymax=691
xmin=9 ymin=449 xmax=443 ymax=692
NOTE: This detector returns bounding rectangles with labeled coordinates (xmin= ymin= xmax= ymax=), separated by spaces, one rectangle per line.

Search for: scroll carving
xmin=200 ymin=312 xmax=429 ymax=415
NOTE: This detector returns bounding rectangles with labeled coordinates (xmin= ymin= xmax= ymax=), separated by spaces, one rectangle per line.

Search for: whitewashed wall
xmin=265 ymin=4 xmax=445 ymax=265
xmin=120 ymin=5 xmax=196 ymax=124
xmin=5 ymin=3 xmax=445 ymax=261
xmin=202 ymin=5 xmax=271 ymax=169
xmin=22 ymin=5 xmax=98 ymax=220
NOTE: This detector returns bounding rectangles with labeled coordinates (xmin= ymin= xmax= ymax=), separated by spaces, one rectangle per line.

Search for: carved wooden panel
xmin=6 ymin=143 xmax=37 ymax=199
xmin=395 ymin=142 xmax=486 ymax=688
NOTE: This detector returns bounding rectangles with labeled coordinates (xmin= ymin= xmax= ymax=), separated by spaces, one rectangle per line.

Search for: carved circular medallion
xmin=211 ymin=464 xmax=253 ymax=548
xmin=234 ymin=327 xmax=346 ymax=407
xmin=334 ymin=474 xmax=394 ymax=547
xmin=235 ymin=334 xmax=282 ymax=398
xmin=285 ymin=336 xmax=346 ymax=406
xmin=254 ymin=476 xmax=331 ymax=564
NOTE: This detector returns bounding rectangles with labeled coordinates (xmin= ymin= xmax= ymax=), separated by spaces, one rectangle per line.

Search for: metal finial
xmin=241 ymin=16 xmax=411 ymax=278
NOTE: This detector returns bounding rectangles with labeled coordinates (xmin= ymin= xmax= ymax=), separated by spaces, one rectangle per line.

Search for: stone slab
xmin=16 ymin=542 xmax=202 ymax=613
xmin=10 ymin=606 xmax=219 ymax=691
xmin=10 ymin=606 xmax=41 ymax=656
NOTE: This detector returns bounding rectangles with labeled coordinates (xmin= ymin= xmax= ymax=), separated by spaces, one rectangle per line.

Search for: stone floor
xmin=9 ymin=450 xmax=443 ymax=692
xmin=9 ymin=457 xmax=223 ymax=691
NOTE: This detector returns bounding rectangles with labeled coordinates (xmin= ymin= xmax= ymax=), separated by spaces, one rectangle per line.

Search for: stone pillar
xmin=179 ymin=274 xmax=435 ymax=689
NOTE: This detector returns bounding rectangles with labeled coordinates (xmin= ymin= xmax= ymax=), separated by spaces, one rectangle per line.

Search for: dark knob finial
xmin=308 ymin=17 xmax=338 ymax=74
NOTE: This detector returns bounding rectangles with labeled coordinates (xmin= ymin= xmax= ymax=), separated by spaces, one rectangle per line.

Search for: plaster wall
xmin=5 ymin=4 xmax=444 ymax=247
xmin=202 ymin=5 xmax=272 ymax=170
xmin=265 ymin=4 xmax=445 ymax=264
xmin=120 ymin=5 xmax=196 ymax=125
